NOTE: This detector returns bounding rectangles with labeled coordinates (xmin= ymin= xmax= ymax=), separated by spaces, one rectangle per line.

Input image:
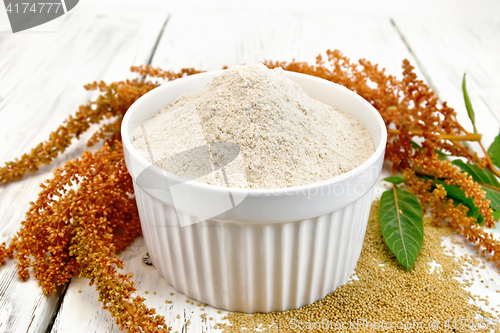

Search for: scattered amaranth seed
xmin=214 ymin=201 xmax=500 ymax=332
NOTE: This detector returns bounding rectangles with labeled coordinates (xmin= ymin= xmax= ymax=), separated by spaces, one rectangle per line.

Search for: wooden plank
xmin=0 ymin=3 xmax=168 ymax=333
xmin=151 ymin=8 xmax=419 ymax=77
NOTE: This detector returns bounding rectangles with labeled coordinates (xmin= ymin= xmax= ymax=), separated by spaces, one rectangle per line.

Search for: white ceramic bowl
xmin=122 ymin=70 xmax=387 ymax=313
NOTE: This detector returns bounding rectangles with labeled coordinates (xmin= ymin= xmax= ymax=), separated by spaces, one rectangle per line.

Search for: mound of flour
xmin=132 ymin=63 xmax=374 ymax=189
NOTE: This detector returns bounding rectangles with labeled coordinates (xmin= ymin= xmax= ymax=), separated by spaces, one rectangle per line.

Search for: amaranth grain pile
xmin=133 ymin=63 xmax=374 ymax=189
xmin=214 ymin=201 xmax=500 ymax=332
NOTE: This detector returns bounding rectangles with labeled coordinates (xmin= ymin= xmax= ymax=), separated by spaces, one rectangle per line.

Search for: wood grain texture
xmin=150 ymin=8 xmax=423 ymax=76
xmin=0 ymin=3 xmax=168 ymax=332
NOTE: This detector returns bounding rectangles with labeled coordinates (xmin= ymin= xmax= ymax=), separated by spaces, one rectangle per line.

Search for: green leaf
xmin=462 ymin=73 xmax=477 ymax=133
xmin=492 ymin=211 xmax=500 ymax=221
xmin=384 ymin=176 xmax=405 ymax=185
xmin=379 ymin=187 xmax=424 ymax=270
xmin=487 ymin=131 xmax=500 ymax=170
xmin=452 ymin=160 xmax=500 ymax=212
xmin=478 ymin=187 xmax=499 ymax=212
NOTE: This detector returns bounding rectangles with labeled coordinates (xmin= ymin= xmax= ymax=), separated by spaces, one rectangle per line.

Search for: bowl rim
xmin=121 ymin=69 xmax=387 ymax=196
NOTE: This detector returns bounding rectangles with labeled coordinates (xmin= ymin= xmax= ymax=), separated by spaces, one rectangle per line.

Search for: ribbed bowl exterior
xmin=122 ymin=70 xmax=387 ymax=313
xmin=134 ymin=182 xmax=374 ymax=313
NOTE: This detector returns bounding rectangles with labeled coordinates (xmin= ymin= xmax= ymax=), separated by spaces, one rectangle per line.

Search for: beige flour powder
xmin=132 ymin=63 xmax=374 ymax=189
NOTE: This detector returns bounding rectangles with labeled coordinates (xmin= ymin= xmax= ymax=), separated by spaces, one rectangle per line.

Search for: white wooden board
xmin=151 ymin=8 xmax=421 ymax=77
xmin=0 ymin=3 xmax=168 ymax=332
xmin=2 ymin=5 xmax=500 ymax=333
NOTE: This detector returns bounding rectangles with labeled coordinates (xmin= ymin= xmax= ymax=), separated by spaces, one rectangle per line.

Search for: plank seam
xmin=46 ymin=281 xmax=70 ymax=333
xmin=145 ymin=14 xmax=171 ymax=68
